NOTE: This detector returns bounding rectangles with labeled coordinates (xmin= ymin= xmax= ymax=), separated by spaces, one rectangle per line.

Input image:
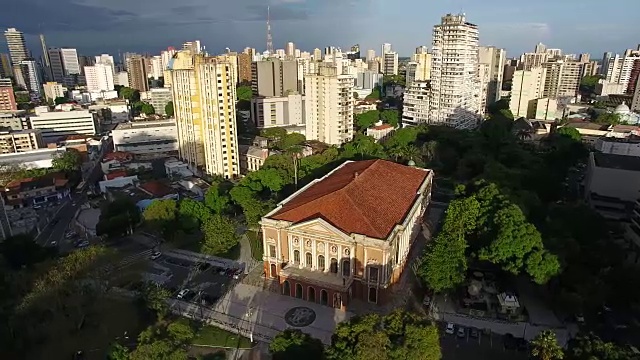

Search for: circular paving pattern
xmin=284 ymin=306 xmax=317 ymax=327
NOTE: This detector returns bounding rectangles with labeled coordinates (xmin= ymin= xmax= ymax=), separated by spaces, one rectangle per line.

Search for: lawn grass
xmin=246 ymin=231 xmax=263 ymax=261
xmin=177 ymin=318 xmax=253 ymax=348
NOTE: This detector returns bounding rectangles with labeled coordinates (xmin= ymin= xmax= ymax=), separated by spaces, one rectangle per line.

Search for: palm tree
xmin=402 ymin=145 xmax=421 ymax=164
xmin=516 ymin=128 xmax=534 ymax=141
xmin=421 ymin=141 xmax=438 ymax=163
xmin=531 ymin=330 xmax=564 ymax=360
xmin=388 ymin=145 xmax=405 ymax=162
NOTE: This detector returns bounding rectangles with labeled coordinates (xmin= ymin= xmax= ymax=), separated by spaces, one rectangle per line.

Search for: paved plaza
xmin=173 ymin=283 xmax=353 ymax=345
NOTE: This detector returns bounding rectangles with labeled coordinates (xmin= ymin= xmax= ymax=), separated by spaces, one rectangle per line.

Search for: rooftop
xmin=114 ymin=120 xmax=176 ymax=131
xmin=593 ymin=152 xmax=640 ymax=171
xmin=139 ymin=180 xmax=175 ymax=198
xmin=103 ymin=151 xmax=134 ymax=163
xmin=268 ymin=159 xmax=430 ymax=239
xmin=566 ymin=122 xmax=610 ymax=131
xmin=5 ymin=172 xmax=68 ymax=192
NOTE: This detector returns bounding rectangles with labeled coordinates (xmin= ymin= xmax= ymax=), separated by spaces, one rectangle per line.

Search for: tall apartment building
xmin=402 ymin=81 xmax=431 ymax=127
xmin=4 ymin=28 xmax=28 ymax=65
xmin=126 ymin=55 xmax=149 ymax=92
xmin=541 ymin=60 xmax=583 ymax=98
xmin=169 ymin=50 xmax=240 ymax=178
xmin=237 ymin=53 xmax=252 ymax=84
xmin=0 ymin=53 xmax=12 ymax=78
xmin=20 ymin=59 xmax=42 ymax=95
xmin=531 ymin=98 xmax=558 ymax=120
xmin=48 ymin=48 xmax=80 ymax=85
xmin=520 ymin=52 xmax=549 ymax=71
xmin=0 ymin=129 xmax=44 ymax=154
xmin=305 ymin=64 xmax=354 ymax=145
xmin=478 ymin=46 xmax=506 ymax=106
xmin=28 ymin=109 xmax=98 ymax=143
xmin=149 ymin=56 xmax=163 ymax=80
xmin=39 ymin=35 xmax=52 ymax=81
xmin=430 ymin=13 xmax=481 ymax=129
xmin=382 ymin=47 xmax=399 ymax=76
xmin=141 ymin=88 xmax=173 ymax=115
xmin=603 ymin=49 xmax=640 ymax=94
xmin=406 ymin=49 xmax=431 ymax=85
xmin=251 ymin=58 xmax=300 ymax=97
xmin=84 ymin=64 xmax=114 ymax=92
xmin=366 ymin=49 xmax=376 ymax=63
xmin=42 ymin=82 xmax=64 ymax=102
xmin=0 ymin=78 xmax=17 ymax=111
xmin=509 ymin=68 xmax=545 ymax=118
xmin=95 ymin=54 xmax=115 ymax=77
xmin=114 ymin=71 xmax=129 ymax=87
xmin=251 ymin=93 xmax=305 ymax=129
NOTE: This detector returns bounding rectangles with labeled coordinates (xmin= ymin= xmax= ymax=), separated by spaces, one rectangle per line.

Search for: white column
xmin=312 ymin=238 xmax=317 ymax=271
xmin=324 ymin=242 xmax=329 ymax=273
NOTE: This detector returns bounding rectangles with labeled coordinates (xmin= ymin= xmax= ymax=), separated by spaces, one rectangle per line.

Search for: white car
xmin=177 ymin=289 xmax=190 ymax=299
xmin=149 ymin=251 xmax=162 ymax=260
xmin=445 ymin=323 xmax=455 ymax=335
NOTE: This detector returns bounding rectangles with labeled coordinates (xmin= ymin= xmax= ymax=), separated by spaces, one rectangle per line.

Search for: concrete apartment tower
xmin=304 ymin=64 xmax=354 ymax=145
xmin=478 ymin=46 xmax=506 ymax=107
xmin=251 ymin=58 xmax=300 ymax=97
xmin=126 ymin=55 xmax=149 ymax=92
xmin=381 ymin=43 xmax=398 ymax=75
xmin=4 ymin=28 xmax=28 ymax=65
xmin=169 ymin=50 xmax=240 ymax=178
xmin=509 ymin=68 xmax=545 ymax=118
xmin=430 ymin=13 xmax=481 ymax=129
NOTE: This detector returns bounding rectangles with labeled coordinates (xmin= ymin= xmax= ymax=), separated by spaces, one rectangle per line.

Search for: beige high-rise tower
xmin=126 ymin=55 xmax=149 ymax=92
xmin=169 ymin=50 xmax=240 ymax=178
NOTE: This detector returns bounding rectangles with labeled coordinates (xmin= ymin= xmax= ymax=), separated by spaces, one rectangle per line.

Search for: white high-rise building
xmin=383 ymin=52 xmax=399 ymax=76
xmin=304 ymin=64 xmax=354 ymax=145
xmin=478 ymin=46 xmax=506 ymax=106
xmin=382 ymin=43 xmax=392 ymax=55
xmin=509 ymin=68 xmax=546 ymax=118
xmin=604 ymin=49 xmax=640 ymax=94
xmin=114 ymin=71 xmax=129 ymax=87
xmin=407 ymin=49 xmax=431 ymax=84
xmin=168 ymin=50 xmax=240 ymax=178
xmin=366 ymin=49 xmax=376 ymax=63
xmin=150 ymin=56 xmax=163 ymax=79
xmin=4 ymin=28 xmax=28 ymax=65
xmin=84 ymin=64 xmax=114 ymax=92
xmin=430 ymin=13 xmax=481 ymax=129
xmin=60 ymin=48 xmax=80 ymax=75
xmin=402 ymin=81 xmax=431 ymax=127
xmin=43 ymin=82 xmax=64 ymax=101
xmin=286 ymin=42 xmax=296 ymax=57
xmin=94 ymin=54 xmax=115 ymax=77
xmin=20 ymin=59 xmax=42 ymax=95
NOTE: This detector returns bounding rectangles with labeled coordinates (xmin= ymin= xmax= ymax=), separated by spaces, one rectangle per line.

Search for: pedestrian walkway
xmin=239 ymin=233 xmax=259 ymax=274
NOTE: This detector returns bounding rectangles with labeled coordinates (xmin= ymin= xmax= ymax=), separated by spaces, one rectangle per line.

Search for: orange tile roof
xmin=105 ymin=169 xmax=128 ymax=180
xmin=373 ymin=124 xmax=393 ymax=130
xmin=103 ymin=151 xmax=133 ymax=162
xmin=139 ymin=181 xmax=174 ymax=198
xmin=269 ymin=159 xmax=430 ymax=239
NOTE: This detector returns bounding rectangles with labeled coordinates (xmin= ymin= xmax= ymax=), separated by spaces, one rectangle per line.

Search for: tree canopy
xmin=119 ymin=87 xmax=141 ymax=102
xmin=595 ymin=112 xmax=621 ymax=125
xmin=204 ymin=184 xmax=230 ymax=215
xmin=142 ymin=199 xmax=178 ymax=237
xmin=355 ymin=110 xmax=380 ymax=130
xmin=97 ymin=198 xmax=141 ymax=237
xmin=326 ymin=310 xmax=441 ymax=360
xmin=270 ymin=329 xmax=325 ymax=360
xmin=141 ymin=102 xmax=155 ymax=115
xmin=165 ymin=101 xmax=174 ymax=117
xmin=380 ymin=109 xmax=399 ymax=127
xmin=530 ymin=330 xmax=564 ymax=360
xmin=201 ymin=215 xmax=239 ymax=255
xmin=566 ymin=333 xmax=634 ymax=360
xmin=52 ymin=150 xmax=82 ymax=172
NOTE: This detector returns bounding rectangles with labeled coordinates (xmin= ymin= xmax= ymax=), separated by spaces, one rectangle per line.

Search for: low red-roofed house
xmin=139 ymin=180 xmax=175 ymax=198
xmin=366 ymin=121 xmax=396 ymax=142
xmin=261 ymin=159 xmax=433 ymax=310
xmin=3 ymin=172 xmax=70 ymax=207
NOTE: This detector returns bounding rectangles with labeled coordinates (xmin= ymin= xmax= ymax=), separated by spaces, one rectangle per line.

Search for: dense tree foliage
xmin=130 ymin=321 xmax=194 ymax=360
xmin=165 ymin=101 xmax=174 ymax=117
xmin=52 ymin=149 xmax=82 ymax=172
xmin=566 ymin=333 xmax=634 ymax=360
xmin=119 ymin=87 xmax=141 ymax=102
xmin=142 ymin=199 xmax=177 ymax=237
xmin=178 ymin=198 xmax=211 ymax=231
xmin=365 ymin=88 xmax=381 ymax=100
xmin=141 ymin=102 xmax=155 ymax=115
xmin=270 ymin=329 xmax=326 ymax=360
xmin=530 ymin=330 xmax=564 ymax=360
xmin=97 ymin=198 xmax=141 ymax=237
xmin=326 ymin=310 xmax=441 ymax=360
xmin=204 ymin=184 xmax=230 ymax=215
xmin=140 ymin=284 xmax=171 ymax=320
xmin=380 ymin=109 xmax=399 ymax=127
xmin=237 ymin=85 xmax=252 ymax=111
xmin=355 ymin=110 xmax=380 ymax=129
xmin=595 ymin=112 xmax=621 ymax=125
xmin=555 ymin=127 xmax=582 ymax=142
xmin=201 ymin=215 xmax=239 ymax=255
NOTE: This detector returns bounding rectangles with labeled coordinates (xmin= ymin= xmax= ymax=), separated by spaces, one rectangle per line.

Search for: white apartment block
xmin=84 ymin=64 xmax=114 ymax=92
xmin=478 ymin=46 xmax=506 ymax=105
xmin=42 ymin=82 xmax=64 ymax=101
xmin=150 ymin=56 xmax=163 ymax=79
xmin=60 ymin=48 xmax=80 ymax=75
xmin=95 ymin=54 xmax=115 ymax=77
xmin=430 ymin=13 xmax=482 ymax=129
xmin=604 ymin=49 xmax=640 ymax=93
xmin=383 ymin=52 xmax=399 ymax=76
xmin=20 ymin=60 xmax=42 ymax=95
xmin=402 ymin=81 xmax=431 ymax=127
xmin=509 ymin=68 xmax=545 ymax=119
xmin=114 ymin=71 xmax=129 ymax=87
xmin=169 ymin=51 xmax=240 ymax=179
xmin=140 ymin=88 xmax=173 ymax=115
xmin=112 ymin=120 xmax=178 ymax=155
xmin=532 ymin=97 xmax=558 ymax=120
xmin=520 ymin=53 xmax=549 ymax=71
xmin=28 ymin=109 xmax=98 ymax=143
xmin=4 ymin=28 xmax=28 ymax=65
xmin=304 ymin=65 xmax=354 ymax=145
xmin=250 ymin=94 xmax=305 ymax=129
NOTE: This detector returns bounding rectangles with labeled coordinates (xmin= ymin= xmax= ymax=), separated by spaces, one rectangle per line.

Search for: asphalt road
xmin=438 ymin=323 xmax=529 ymax=360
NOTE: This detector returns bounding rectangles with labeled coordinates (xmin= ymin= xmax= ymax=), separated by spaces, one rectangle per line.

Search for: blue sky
xmin=1 ymin=0 xmax=638 ymax=59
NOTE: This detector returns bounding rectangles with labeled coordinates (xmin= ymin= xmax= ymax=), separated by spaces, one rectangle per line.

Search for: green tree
xmin=270 ymin=329 xmax=325 ymax=360
xmin=140 ymin=283 xmax=171 ymax=320
xmin=165 ymin=101 xmax=174 ymax=117
xmin=204 ymin=185 xmax=230 ymax=215
xmin=595 ymin=112 xmax=621 ymax=125
xmin=97 ymin=198 xmax=141 ymax=238
xmin=52 ymin=150 xmax=81 ymax=172
xmin=201 ymin=215 xmax=239 ymax=256
xmin=555 ymin=127 xmax=581 ymax=142
xmin=0 ymin=234 xmax=52 ymax=269
xmin=342 ymin=134 xmax=384 ymax=159
xmin=567 ymin=333 xmax=632 ymax=360
xmin=141 ymin=102 xmax=155 ymax=115
xmin=237 ymin=85 xmax=252 ymax=101
xmin=54 ymin=96 xmax=69 ymax=105
xmin=261 ymin=127 xmax=288 ymax=145
xmin=130 ymin=321 xmax=193 ymax=360
xmin=530 ymin=330 xmax=564 ymax=360
xmin=355 ymin=110 xmax=380 ymax=129
xmin=178 ymin=198 xmax=211 ymax=230
xmin=119 ymin=87 xmax=140 ymax=102
xmin=380 ymin=110 xmax=399 ymax=127
xmin=365 ymin=88 xmax=381 ymax=100
xmin=280 ymin=132 xmax=306 ymax=150
xmin=107 ymin=343 xmax=130 ymax=360
xmin=142 ymin=199 xmax=177 ymax=237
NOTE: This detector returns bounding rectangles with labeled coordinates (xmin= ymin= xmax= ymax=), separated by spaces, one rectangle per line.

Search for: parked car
xmin=469 ymin=327 xmax=479 ymax=338
xmin=177 ymin=289 xmax=190 ymax=299
xmin=149 ymin=251 xmax=162 ymax=260
xmin=33 ymin=204 xmax=42 ymax=210
xmin=457 ymin=327 xmax=466 ymax=338
xmin=445 ymin=323 xmax=455 ymax=335
xmin=76 ymin=241 xmax=90 ymax=248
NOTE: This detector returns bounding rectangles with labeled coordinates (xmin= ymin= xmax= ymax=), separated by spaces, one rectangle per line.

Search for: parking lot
xmin=438 ymin=322 xmax=529 ymax=360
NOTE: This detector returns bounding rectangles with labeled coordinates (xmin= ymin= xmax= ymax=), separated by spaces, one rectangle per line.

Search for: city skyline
xmin=0 ymin=0 xmax=638 ymax=59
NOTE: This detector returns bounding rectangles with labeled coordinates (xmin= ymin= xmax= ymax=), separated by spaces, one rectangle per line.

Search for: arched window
xmin=318 ymin=255 xmax=326 ymax=271
xmin=283 ymin=280 xmax=291 ymax=296
xmin=270 ymin=264 xmax=277 ymax=278
xmin=305 ymin=252 xmax=313 ymax=268
xmin=308 ymin=287 xmax=316 ymax=302
xmin=293 ymin=250 xmax=300 ymax=265
xmin=342 ymin=259 xmax=351 ymax=277
xmin=320 ymin=290 xmax=328 ymax=305
xmin=295 ymin=283 xmax=303 ymax=299
xmin=330 ymin=258 xmax=338 ymax=273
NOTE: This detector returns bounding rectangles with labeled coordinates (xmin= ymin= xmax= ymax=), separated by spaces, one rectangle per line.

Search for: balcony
xmin=280 ymin=263 xmax=353 ymax=292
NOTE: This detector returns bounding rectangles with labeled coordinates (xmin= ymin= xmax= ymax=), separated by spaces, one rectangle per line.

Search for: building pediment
xmin=288 ymin=218 xmax=353 ymax=242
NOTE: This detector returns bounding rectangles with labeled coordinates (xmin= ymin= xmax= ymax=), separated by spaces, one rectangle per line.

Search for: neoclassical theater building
xmin=260 ymin=159 xmax=433 ymax=310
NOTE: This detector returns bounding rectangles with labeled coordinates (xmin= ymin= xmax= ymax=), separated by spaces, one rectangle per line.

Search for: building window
xmin=368 ymin=266 xmax=379 ymax=283
xmin=305 ymin=252 xmax=313 ymax=268
xmin=320 ymin=289 xmax=328 ymax=305
xmin=295 ymin=283 xmax=303 ymax=299
xmin=283 ymin=280 xmax=291 ymax=296
xmin=342 ymin=259 xmax=351 ymax=277
xmin=330 ymin=258 xmax=338 ymax=273
xmin=308 ymin=287 xmax=316 ymax=303
xmin=270 ymin=264 xmax=277 ymax=278
xmin=293 ymin=250 xmax=300 ymax=265
xmin=268 ymin=244 xmax=276 ymax=258
xmin=318 ymin=255 xmax=325 ymax=271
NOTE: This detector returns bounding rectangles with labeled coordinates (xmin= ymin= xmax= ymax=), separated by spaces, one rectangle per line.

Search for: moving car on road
xmin=76 ymin=241 xmax=90 ymax=248
xmin=149 ymin=251 xmax=162 ymax=260
xmin=177 ymin=289 xmax=190 ymax=299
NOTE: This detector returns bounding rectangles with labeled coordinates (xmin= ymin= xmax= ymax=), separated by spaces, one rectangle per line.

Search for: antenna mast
xmin=266 ymin=6 xmax=274 ymax=55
